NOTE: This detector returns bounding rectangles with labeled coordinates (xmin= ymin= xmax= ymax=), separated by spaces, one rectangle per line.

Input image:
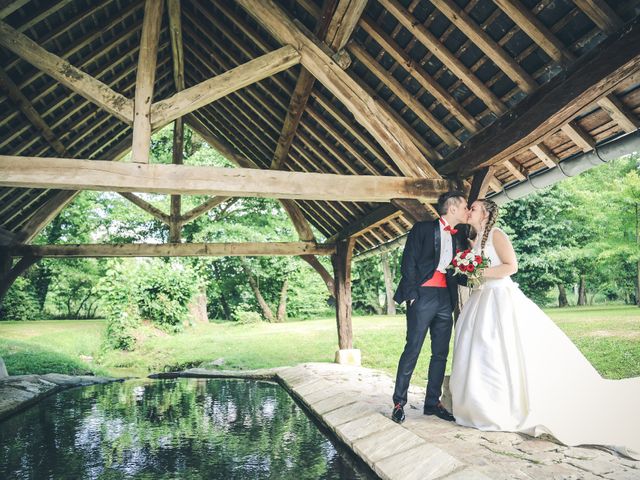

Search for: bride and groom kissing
xmin=390 ymin=191 xmax=640 ymax=459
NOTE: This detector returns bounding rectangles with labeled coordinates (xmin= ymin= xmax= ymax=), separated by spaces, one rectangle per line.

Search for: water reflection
xmin=0 ymin=378 xmax=374 ymax=479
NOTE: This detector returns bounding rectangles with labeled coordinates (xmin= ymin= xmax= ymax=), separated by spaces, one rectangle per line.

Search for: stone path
xmin=177 ymin=363 xmax=640 ymax=480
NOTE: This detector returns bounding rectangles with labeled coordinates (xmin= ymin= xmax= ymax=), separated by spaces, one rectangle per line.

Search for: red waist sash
xmin=421 ymin=270 xmax=447 ymax=288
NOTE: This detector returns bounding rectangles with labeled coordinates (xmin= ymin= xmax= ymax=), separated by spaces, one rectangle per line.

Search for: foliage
xmin=232 ymin=305 xmax=262 ymax=324
xmin=0 ymin=277 xmax=41 ymax=321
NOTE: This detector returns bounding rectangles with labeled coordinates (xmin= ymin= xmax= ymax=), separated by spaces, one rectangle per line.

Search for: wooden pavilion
xmin=1 ymin=0 xmax=639 ymax=358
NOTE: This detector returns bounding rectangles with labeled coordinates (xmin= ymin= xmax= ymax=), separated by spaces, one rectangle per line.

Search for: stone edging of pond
xmin=152 ymin=365 xmax=488 ymax=480
xmin=0 ymin=374 xmax=123 ymax=422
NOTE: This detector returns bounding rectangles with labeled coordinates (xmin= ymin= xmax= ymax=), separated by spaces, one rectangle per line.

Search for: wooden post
xmin=332 ymin=237 xmax=358 ymax=364
xmin=131 ymin=0 xmax=164 ymax=163
xmin=169 ymin=118 xmax=183 ymax=242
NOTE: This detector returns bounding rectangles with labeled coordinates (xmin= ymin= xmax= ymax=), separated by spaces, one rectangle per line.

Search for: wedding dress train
xmin=450 ymin=228 xmax=640 ymax=459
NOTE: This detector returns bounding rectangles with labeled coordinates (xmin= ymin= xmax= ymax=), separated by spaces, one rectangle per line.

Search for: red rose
xmin=456 ymin=248 xmax=460 ymax=253
xmin=475 ymin=255 xmax=482 ymax=263
xmin=467 ymin=265 xmax=475 ymax=272
xmin=452 ymin=259 xmax=458 ymax=266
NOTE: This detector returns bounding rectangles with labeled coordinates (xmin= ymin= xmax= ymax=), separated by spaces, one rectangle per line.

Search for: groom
xmin=391 ymin=191 xmax=468 ymax=423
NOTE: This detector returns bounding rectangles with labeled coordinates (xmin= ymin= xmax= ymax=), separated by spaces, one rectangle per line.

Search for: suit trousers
xmin=392 ymin=287 xmax=453 ymax=409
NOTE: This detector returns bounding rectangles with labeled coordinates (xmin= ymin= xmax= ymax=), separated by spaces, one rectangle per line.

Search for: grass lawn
xmin=0 ymin=305 xmax=638 ymax=385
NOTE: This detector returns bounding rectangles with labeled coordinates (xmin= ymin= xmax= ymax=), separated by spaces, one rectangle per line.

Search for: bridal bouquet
xmin=448 ymin=249 xmax=489 ymax=287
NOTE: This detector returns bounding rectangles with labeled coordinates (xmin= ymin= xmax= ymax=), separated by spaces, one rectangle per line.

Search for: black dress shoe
xmin=423 ymin=402 xmax=455 ymax=422
xmin=391 ymin=403 xmax=405 ymax=423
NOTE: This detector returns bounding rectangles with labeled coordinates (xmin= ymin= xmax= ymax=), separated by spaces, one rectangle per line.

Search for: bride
xmin=449 ymin=198 xmax=640 ymax=459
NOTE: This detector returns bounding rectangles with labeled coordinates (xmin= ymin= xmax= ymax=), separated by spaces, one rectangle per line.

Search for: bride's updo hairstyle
xmin=479 ymin=199 xmax=499 ymax=254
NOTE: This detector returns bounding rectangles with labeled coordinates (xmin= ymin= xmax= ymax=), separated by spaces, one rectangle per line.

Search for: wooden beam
xmin=118 ymin=192 xmax=170 ymax=224
xmin=492 ymin=0 xmax=575 ymax=64
xmin=467 ymin=166 xmax=496 ymax=204
xmin=572 ymin=0 xmax=623 ymax=34
xmin=167 ymin=0 xmax=185 ymax=91
xmin=439 ymin=20 xmax=640 ymax=176
xmin=529 ymin=143 xmax=559 ymax=168
xmin=502 ymin=159 xmax=527 ymax=181
xmin=349 ymin=42 xmax=460 ymax=147
xmin=390 ymin=199 xmax=436 ymax=223
xmin=359 ymin=17 xmax=480 ymax=133
xmin=0 ymin=254 xmax=39 ymax=304
xmin=597 ymin=94 xmax=640 ymax=133
xmin=0 ymin=226 xmax=17 ymax=246
xmin=433 ymin=0 xmax=537 ymax=94
xmin=328 ymin=203 xmax=400 ymax=242
xmin=131 ymin=0 xmax=164 ymax=164
xmin=0 ymin=155 xmax=450 ymax=202
xmin=8 ymin=242 xmax=336 ymax=258
xmin=0 ymin=66 xmax=68 ymax=156
xmin=325 ymin=0 xmax=367 ymax=51
xmin=179 ymin=196 xmax=230 ymax=225
xmin=0 ymin=20 xmax=133 ymax=124
xmin=236 ymin=0 xmax=440 ymax=179
xmin=0 ymin=0 xmax=29 ymax=19
xmin=377 ymin=0 xmax=506 ymax=115
xmin=561 ymin=120 xmax=595 ymax=152
xmin=150 ymin=46 xmax=301 ymax=129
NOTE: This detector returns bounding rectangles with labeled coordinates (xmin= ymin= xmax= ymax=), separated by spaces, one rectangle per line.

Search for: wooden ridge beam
xmin=433 ymin=0 xmax=537 ymax=94
xmin=377 ymin=0 xmax=507 ymax=115
xmin=440 ymin=20 xmax=640 ymax=176
xmin=131 ymin=0 xmax=164 ymax=163
xmin=118 ymin=192 xmax=170 ymax=224
xmin=0 ymin=66 xmax=68 ymax=156
xmin=236 ymin=0 xmax=440 ymax=179
xmin=492 ymin=0 xmax=575 ymax=64
xmin=150 ymin=45 xmax=300 ymax=129
xmin=8 ymin=242 xmax=336 ymax=258
xmin=0 ymin=20 xmax=134 ymax=124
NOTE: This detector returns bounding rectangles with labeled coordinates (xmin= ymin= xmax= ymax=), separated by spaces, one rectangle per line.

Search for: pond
xmin=0 ymin=378 xmax=376 ymax=479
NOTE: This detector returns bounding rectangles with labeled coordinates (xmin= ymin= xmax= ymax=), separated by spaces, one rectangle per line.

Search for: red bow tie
xmin=444 ymin=225 xmax=458 ymax=235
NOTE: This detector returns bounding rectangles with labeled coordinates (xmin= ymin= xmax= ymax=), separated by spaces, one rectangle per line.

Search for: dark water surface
xmin=0 ymin=378 xmax=376 ymax=479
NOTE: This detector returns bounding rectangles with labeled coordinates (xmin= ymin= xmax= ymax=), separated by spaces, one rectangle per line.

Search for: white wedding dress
xmin=450 ymin=228 xmax=640 ymax=459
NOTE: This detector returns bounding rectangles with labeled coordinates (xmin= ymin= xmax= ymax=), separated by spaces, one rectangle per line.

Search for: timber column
xmin=331 ymin=237 xmax=360 ymax=365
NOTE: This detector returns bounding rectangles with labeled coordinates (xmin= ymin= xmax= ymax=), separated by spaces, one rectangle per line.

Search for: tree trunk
xmin=557 ymin=284 xmax=569 ymax=308
xmin=636 ymin=259 xmax=640 ymax=307
xmin=276 ymin=279 xmax=288 ymax=323
xmin=188 ymin=288 xmax=209 ymax=324
xmin=381 ymin=252 xmax=396 ymax=315
xmin=577 ymin=275 xmax=587 ymax=306
xmin=241 ymin=260 xmax=274 ymax=322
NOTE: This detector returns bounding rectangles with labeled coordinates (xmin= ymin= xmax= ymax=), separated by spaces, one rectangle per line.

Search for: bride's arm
xmin=482 ymin=230 xmax=518 ymax=279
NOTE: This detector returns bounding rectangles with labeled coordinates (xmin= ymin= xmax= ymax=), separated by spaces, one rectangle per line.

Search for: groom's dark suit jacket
xmin=393 ymin=219 xmax=465 ymax=309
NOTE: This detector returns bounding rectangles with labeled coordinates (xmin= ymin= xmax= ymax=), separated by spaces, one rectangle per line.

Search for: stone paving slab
xmin=374 ymin=443 xmax=463 ymax=480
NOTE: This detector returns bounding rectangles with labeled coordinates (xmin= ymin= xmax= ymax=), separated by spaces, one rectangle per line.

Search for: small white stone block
xmin=335 ymin=349 xmax=361 ymax=366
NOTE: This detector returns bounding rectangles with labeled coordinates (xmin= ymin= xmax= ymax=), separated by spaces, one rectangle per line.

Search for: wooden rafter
xmin=573 ymin=0 xmax=623 ymax=34
xmin=502 ymin=159 xmax=527 ymax=181
xmin=433 ymin=0 xmax=537 ymax=94
xmin=440 ymin=20 xmax=640 ymax=176
xmin=529 ymin=143 xmax=559 ymax=168
xmin=561 ymin=120 xmax=596 ymax=152
xmin=8 ymin=242 xmax=336 ymax=258
xmin=377 ymin=0 xmax=507 ymax=115
xmin=0 ymin=20 xmax=134 ymax=124
xmin=167 ymin=0 xmax=184 ymax=91
xmin=597 ymin=94 xmax=640 ymax=133
xmin=492 ymin=0 xmax=575 ymax=64
xmin=236 ymin=0 xmax=440 ymax=179
xmin=151 ymin=45 xmax=300 ymax=129
xmin=0 ymin=0 xmax=29 ymax=19
xmin=325 ymin=0 xmax=367 ymax=51
xmin=179 ymin=196 xmax=230 ymax=226
xmin=131 ymin=0 xmax=164 ymax=164
xmin=0 ymin=67 xmax=68 ymax=156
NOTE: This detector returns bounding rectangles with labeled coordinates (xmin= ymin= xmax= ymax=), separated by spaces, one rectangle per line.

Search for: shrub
xmin=232 ymin=305 xmax=262 ymax=324
xmin=0 ymin=277 xmax=41 ymax=320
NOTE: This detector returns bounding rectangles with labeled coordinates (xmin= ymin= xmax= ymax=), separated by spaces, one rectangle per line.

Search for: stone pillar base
xmin=334 ymin=349 xmax=361 ymax=366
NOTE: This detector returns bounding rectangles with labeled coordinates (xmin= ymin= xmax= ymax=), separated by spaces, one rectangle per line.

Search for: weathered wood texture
xmin=332 ymin=237 xmax=355 ymax=349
